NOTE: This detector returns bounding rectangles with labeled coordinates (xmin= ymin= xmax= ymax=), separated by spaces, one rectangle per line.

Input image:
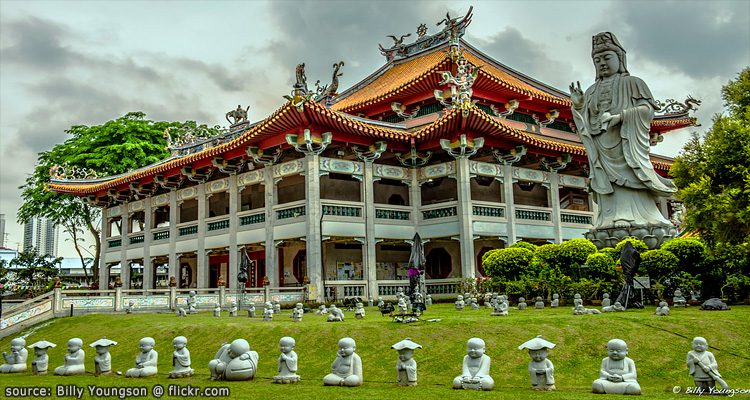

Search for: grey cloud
xmin=607 ymin=1 xmax=749 ymax=79
xmin=0 ymin=16 xmax=77 ymax=70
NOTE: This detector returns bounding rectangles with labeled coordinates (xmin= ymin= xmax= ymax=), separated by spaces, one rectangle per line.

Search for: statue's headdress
xmin=592 ymin=32 xmax=628 ymax=77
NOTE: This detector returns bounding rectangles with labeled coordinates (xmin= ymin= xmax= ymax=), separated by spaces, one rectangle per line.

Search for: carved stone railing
xmin=206 ymin=217 xmax=230 ymax=232
xmin=129 ymin=234 xmax=145 ymax=245
xmin=239 ymin=210 xmax=265 ymax=226
xmin=375 ymin=206 xmax=411 ymax=221
xmin=515 ymin=207 xmax=552 ymax=222
xmin=560 ymin=211 xmax=594 ymax=225
xmin=472 ymin=202 xmax=505 ymax=218
xmin=377 ymin=280 xmax=410 ymax=297
xmin=322 ymin=203 xmax=363 ymax=218
xmin=152 ymin=229 xmax=169 ymax=241
xmin=425 ymin=278 xmax=462 ymax=295
xmin=108 ymin=238 xmax=122 ymax=248
xmin=324 ymin=280 xmax=367 ymax=300
xmin=421 ymin=205 xmax=458 ymax=220
xmin=275 ymin=201 xmax=306 ymax=220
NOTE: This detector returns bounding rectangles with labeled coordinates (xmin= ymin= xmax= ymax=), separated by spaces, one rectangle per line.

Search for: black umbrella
xmin=408 ymin=233 xmax=426 ymax=270
xmin=408 ymin=233 xmax=427 ymax=308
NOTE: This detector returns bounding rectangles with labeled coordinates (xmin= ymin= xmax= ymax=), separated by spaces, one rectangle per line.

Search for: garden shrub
xmin=510 ymin=241 xmax=538 ymax=252
xmin=584 ymin=252 xmax=618 ymax=281
xmin=483 ymin=247 xmax=534 ymax=281
xmin=561 ymin=238 xmax=598 ymax=266
xmin=640 ymin=249 xmax=679 ymax=283
xmin=661 ymin=238 xmax=706 ymax=275
xmin=615 ymin=237 xmax=648 ymax=254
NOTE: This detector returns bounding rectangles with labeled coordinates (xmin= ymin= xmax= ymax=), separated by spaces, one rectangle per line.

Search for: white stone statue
xmin=1 ymin=338 xmax=28 ymax=373
xmin=453 ymin=338 xmax=494 ymax=390
xmin=602 ymin=293 xmax=611 ymax=308
xmin=368 ymin=297 xmax=374 ymax=307
xmin=570 ymin=32 xmax=677 ymax=249
xmin=247 ymin=303 xmax=256 ymax=318
xmin=392 ymin=338 xmax=422 ymax=387
xmin=592 ymin=339 xmax=641 ymax=395
xmin=535 ymin=297 xmax=545 ymax=309
xmin=490 ymin=299 xmax=509 ymax=316
xmin=213 ymin=303 xmax=221 ymax=317
xmin=398 ymin=298 xmax=408 ymax=314
xmin=274 ymin=336 xmax=300 ymax=384
xmin=327 ymin=305 xmax=345 ymax=322
xmin=176 ymin=307 xmax=187 ymax=317
xmin=273 ymin=300 xmax=281 ymax=314
xmin=655 ymin=301 xmax=670 ymax=316
xmin=187 ymin=290 xmax=198 ymax=314
xmin=603 ymin=301 xmax=626 ymax=313
xmin=264 ymin=301 xmax=274 ymax=321
xmin=455 ymin=295 xmax=465 ymax=310
xmin=673 ymin=289 xmax=687 ymax=307
xmin=574 ymin=304 xmax=602 ymax=315
xmin=377 ymin=298 xmax=385 ymax=308
xmin=355 ymin=302 xmax=366 ymax=319
xmin=517 ymin=297 xmax=528 ymax=310
xmin=125 ymin=337 xmax=158 ymax=377
xmin=470 ymin=297 xmax=480 ymax=310
xmin=573 ymin=293 xmax=583 ymax=307
xmin=54 ymin=338 xmax=85 ymax=376
xmin=323 ymin=337 xmax=362 ymax=387
xmin=90 ymin=338 xmax=117 ymax=375
xmin=483 ymin=293 xmax=492 ymax=308
xmin=519 ymin=336 xmax=556 ymax=391
xmin=125 ymin=300 xmax=135 ymax=314
xmin=169 ymin=336 xmax=194 ymax=378
xmin=551 ymin=294 xmax=560 ymax=308
xmin=292 ymin=303 xmax=304 ymax=322
xmin=687 ymin=337 xmax=729 ymax=391
xmin=316 ymin=304 xmax=329 ymax=315
xmin=425 ymin=294 xmax=433 ymax=307
xmin=208 ymin=339 xmax=259 ymax=381
xmin=27 ymin=340 xmax=55 ymax=375
xmin=228 ymin=301 xmax=237 ymax=317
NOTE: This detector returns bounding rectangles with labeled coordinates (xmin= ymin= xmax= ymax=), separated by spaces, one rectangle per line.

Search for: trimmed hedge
xmin=640 ymin=249 xmax=680 ymax=282
xmin=483 ymin=247 xmax=534 ymax=281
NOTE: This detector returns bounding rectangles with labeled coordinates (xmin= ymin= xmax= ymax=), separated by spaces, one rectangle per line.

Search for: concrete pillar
xmin=228 ymin=175 xmax=239 ymax=289
xmin=142 ymin=197 xmax=153 ymax=291
xmin=197 ymin=183 xmax=207 ymax=288
xmin=503 ymin=164 xmax=517 ymax=244
xmin=120 ymin=203 xmax=130 ymax=289
xmin=410 ymin=169 xmax=421 ymax=225
xmin=363 ymin=161 xmax=378 ymax=300
xmin=549 ymin=171 xmax=563 ymax=243
xmin=98 ymin=208 xmax=110 ymax=289
xmin=264 ymin=167 xmax=277 ymax=286
xmin=168 ymin=190 xmax=178 ymax=283
xmin=304 ymin=155 xmax=323 ymax=301
xmin=456 ymin=157 xmax=475 ymax=278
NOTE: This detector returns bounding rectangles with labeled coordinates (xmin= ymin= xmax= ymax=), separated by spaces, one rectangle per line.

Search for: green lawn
xmin=2 ymin=304 xmax=749 ymax=399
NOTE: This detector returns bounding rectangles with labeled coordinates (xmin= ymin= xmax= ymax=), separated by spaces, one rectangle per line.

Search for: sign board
xmin=634 ymin=276 xmax=651 ymax=289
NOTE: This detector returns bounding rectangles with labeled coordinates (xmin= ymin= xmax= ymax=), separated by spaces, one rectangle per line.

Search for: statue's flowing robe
xmin=529 ymin=359 xmax=555 ymax=386
xmin=572 ymin=74 xmax=676 ymax=229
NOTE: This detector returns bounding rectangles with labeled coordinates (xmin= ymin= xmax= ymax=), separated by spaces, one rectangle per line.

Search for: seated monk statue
xmin=323 ymin=337 xmax=363 ymax=386
xmin=169 ymin=336 xmax=194 ymax=378
xmin=0 ymin=338 xmax=28 ymax=373
xmin=453 ymin=338 xmax=494 ymax=390
xmin=126 ymin=337 xmax=158 ymax=377
xmin=327 ymin=305 xmax=345 ymax=322
xmin=208 ymin=339 xmax=259 ymax=381
xmin=54 ymin=338 xmax=85 ymax=376
xmin=592 ymin=339 xmax=641 ymax=395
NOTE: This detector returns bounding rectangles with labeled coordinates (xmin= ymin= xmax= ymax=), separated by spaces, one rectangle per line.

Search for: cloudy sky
xmin=1 ymin=0 xmax=748 ymax=257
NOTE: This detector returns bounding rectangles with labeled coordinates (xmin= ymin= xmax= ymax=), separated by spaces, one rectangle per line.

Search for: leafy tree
xmin=9 ymin=249 xmax=62 ymax=297
xmin=640 ymin=249 xmax=679 ymax=284
xmin=670 ymin=68 xmax=750 ymax=246
xmin=483 ymin=247 xmax=534 ymax=281
xmin=660 ymin=238 xmax=706 ymax=275
xmin=18 ymin=112 xmax=221 ymax=285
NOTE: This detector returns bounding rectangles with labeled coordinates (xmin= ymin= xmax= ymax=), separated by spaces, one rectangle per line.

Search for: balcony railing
xmin=207 ymin=218 xmax=230 ymax=231
xmin=129 ymin=234 xmax=145 ymax=244
xmin=152 ymin=230 xmax=169 ymax=241
xmin=515 ymin=207 xmax=552 ymax=222
xmin=108 ymin=238 xmax=122 ymax=248
xmin=422 ymin=206 xmax=457 ymax=220
xmin=322 ymin=205 xmax=362 ymax=217
xmin=178 ymin=224 xmax=198 ymax=236
xmin=472 ymin=204 xmax=505 ymax=218
xmin=239 ymin=212 xmax=265 ymax=226
xmin=276 ymin=205 xmax=306 ymax=220
xmin=375 ymin=208 xmax=411 ymax=221
xmin=561 ymin=211 xmax=593 ymax=225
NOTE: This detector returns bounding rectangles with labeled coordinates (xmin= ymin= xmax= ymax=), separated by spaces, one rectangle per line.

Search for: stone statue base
xmin=273 ymin=375 xmax=300 ymax=384
xmin=586 ymin=224 xmax=677 ymax=250
xmin=168 ymin=369 xmax=194 ymax=379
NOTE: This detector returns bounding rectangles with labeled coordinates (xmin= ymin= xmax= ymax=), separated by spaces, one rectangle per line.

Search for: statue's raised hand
xmin=569 ymin=81 xmax=584 ymax=108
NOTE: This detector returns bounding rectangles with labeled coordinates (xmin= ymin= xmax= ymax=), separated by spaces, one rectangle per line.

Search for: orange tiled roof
xmin=332 ymin=51 xmax=449 ymax=112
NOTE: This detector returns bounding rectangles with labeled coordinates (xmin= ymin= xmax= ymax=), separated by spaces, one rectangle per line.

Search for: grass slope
xmin=2 ymin=304 xmax=749 ymax=399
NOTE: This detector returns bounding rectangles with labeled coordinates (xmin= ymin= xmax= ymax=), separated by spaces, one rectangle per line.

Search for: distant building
xmin=0 ymin=213 xmax=6 ymax=247
xmin=23 ymin=218 xmax=59 ymax=257
xmin=0 ymin=246 xmax=18 ymax=264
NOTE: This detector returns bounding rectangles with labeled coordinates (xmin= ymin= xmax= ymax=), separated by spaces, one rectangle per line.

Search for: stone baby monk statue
xmin=392 ymin=338 xmax=422 ymax=387
xmin=89 ymin=338 xmax=118 ymax=375
xmin=453 ymin=338 xmax=494 ymax=390
xmin=169 ymin=336 xmax=194 ymax=378
xmin=323 ymin=337 xmax=363 ymax=387
xmin=592 ymin=339 xmax=641 ymax=395
xmin=686 ymin=337 xmax=729 ymax=391
xmin=518 ymin=336 xmax=556 ymax=391
xmin=54 ymin=338 xmax=85 ymax=376
xmin=274 ymin=336 xmax=300 ymax=384
xmin=27 ymin=340 xmax=56 ymax=375
xmin=208 ymin=339 xmax=259 ymax=381
xmin=126 ymin=337 xmax=158 ymax=377
xmin=570 ymin=32 xmax=678 ymax=249
xmin=0 ymin=338 xmax=28 ymax=373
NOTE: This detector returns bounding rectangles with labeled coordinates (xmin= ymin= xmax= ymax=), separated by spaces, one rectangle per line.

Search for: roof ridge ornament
xmin=490 ymin=100 xmax=520 ymax=118
xmin=493 ymin=145 xmax=527 ymax=165
xmin=378 ymin=6 xmax=473 ymax=61
xmin=391 ymin=102 xmax=421 ymax=120
xmin=395 ymin=146 xmax=432 ymax=167
xmin=49 ymin=163 xmax=100 ymax=181
xmin=440 ymin=134 xmax=484 ymax=159
xmin=286 ymin=129 xmax=332 ymax=155
xmin=352 ymin=142 xmax=387 ymax=163
xmin=434 ymin=41 xmax=480 ymax=118
xmin=532 ymin=109 xmax=560 ymax=128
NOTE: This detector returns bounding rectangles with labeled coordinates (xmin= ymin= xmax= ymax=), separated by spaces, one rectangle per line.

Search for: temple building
xmin=48 ymin=9 xmax=696 ymax=301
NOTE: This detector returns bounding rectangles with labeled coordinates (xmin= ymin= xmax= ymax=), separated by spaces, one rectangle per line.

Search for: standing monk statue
xmin=570 ymin=32 xmax=677 ymax=249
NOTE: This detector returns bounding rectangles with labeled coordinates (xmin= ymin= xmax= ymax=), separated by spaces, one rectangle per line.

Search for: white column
xmin=197 ymin=183 xmax=208 ymax=288
xmin=142 ymin=197 xmax=153 ymax=291
xmin=98 ymin=208 xmax=110 ymax=289
xmin=549 ymin=172 xmax=562 ymax=243
xmin=120 ymin=203 xmax=130 ymax=289
xmin=456 ymin=157 xmax=475 ymax=278
xmin=264 ymin=167 xmax=277 ymax=286
xmin=410 ymin=169 xmax=421 ymax=227
xmin=228 ymin=176 xmax=238 ymax=289
xmin=363 ymin=161 xmax=377 ymax=300
xmin=305 ymin=155 xmax=323 ymax=301
xmin=168 ymin=190 xmax=178 ymax=283
xmin=503 ymin=164 xmax=517 ymax=245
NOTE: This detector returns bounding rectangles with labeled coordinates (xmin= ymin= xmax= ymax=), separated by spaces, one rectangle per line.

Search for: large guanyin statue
xmin=570 ymin=32 xmax=678 ymax=249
